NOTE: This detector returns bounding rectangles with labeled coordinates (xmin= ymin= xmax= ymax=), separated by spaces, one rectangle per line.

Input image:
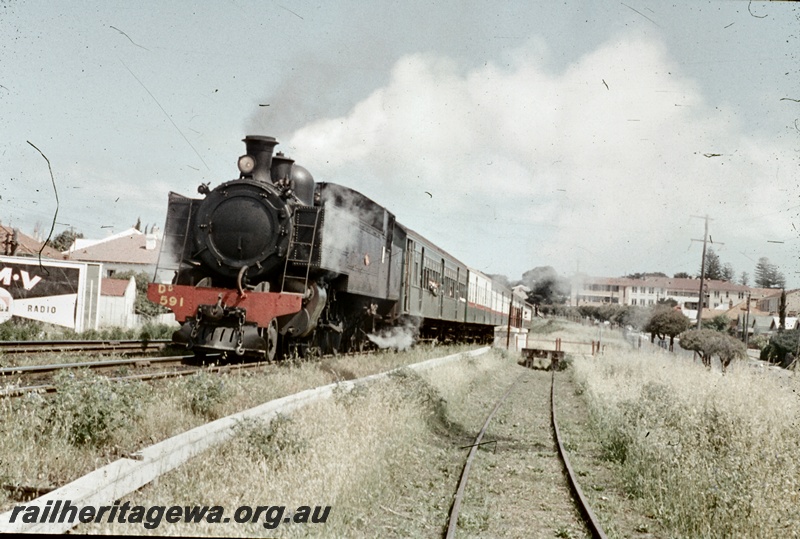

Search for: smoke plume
xmin=368 ymin=317 xmax=420 ymax=351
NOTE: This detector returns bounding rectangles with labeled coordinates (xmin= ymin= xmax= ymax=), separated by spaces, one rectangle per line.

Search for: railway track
xmin=0 ymin=339 xmax=171 ymax=355
xmin=0 ymin=336 xmax=390 ymax=399
xmin=0 ymin=352 xmax=283 ymax=398
xmin=445 ymin=369 xmax=607 ymax=538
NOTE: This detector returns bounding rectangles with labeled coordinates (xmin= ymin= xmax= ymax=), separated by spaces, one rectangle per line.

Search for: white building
xmin=98 ymin=277 xmax=136 ymax=328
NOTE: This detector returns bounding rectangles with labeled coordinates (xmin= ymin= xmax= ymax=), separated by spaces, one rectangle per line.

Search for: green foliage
xmin=701 ymin=314 xmax=731 ymax=333
xmin=701 ymin=249 xmax=721 ymax=279
xmin=528 ymin=318 xmax=563 ymax=334
xmin=625 ymin=272 xmax=668 ymax=279
xmin=576 ymin=304 xmax=650 ymax=329
xmin=61 ymin=323 xmax=175 ymax=341
xmin=748 ymin=334 xmax=769 ymax=352
xmin=0 ymin=318 xmax=174 ymax=341
xmin=645 ymin=308 xmax=691 ymax=348
xmin=579 ymin=356 xmax=798 ymax=537
xmin=136 ymin=322 xmax=175 ymax=341
xmin=46 ymin=228 xmax=84 ymax=252
xmin=519 ymin=266 xmax=570 ymax=305
xmin=233 ymin=415 xmax=307 ymax=460
xmin=578 ymin=305 xmax=612 ymax=322
xmin=760 ymin=328 xmax=800 ymax=366
xmin=754 ymin=257 xmax=785 ymax=288
xmin=184 ymin=371 xmax=229 ymax=419
xmin=387 ymin=367 xmax=467 ymax=438
xmin=739 ymin=271 xmax=749 ymax=287
xmin=0 ymin=319 xmax=45 ymax=340
xmin=456 ymin=510 xmax=490 ymax=533
xmin=679 ymin=329 xmax=746 ymax=370
xmin=45 ymin=370 xmax=146 ymax=446
xmin=113 ymin=270 xmax=170 ymax=316
xmin=598 ymin=412 xmax=635 ymax=464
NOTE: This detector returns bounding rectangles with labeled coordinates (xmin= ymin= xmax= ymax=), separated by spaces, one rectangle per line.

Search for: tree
xmin=625 ymin=272 xmax=668 ymax=279
xmin=754 ymin=257 xmax=786 ymax=288
xmin=696 ymin=249 xmax=735 ymax=282
xmin=699 ymin=248 xmax=724 ymax=280
xmin=779 ymin=289 xmax=787 ymax=331
xmin=679 ymin=328 xmax=746 ymax=371
xmin=761 ymin=327 xmax=800 ymax=366
xmin=673 ymin=272 xmax=691 ymax=279
xmin=702 ymin=314 xmax=731 ymax=333
xmin=721 ymin=263 xmax=735 ymax=282
xmin=614 ymin=305 xmax=650 ymax=330
xmin=739 ymin=271 xmax=749 ymax=287
xmin=46 ymin=228 xmax=84 ymax=252
xmin=519 ymin=266 xmax=569 ymax=305
xmin=645 ymin=308 xmax=691 ymax=351
xmin=113 ymin=270 xmax=169 ymax=317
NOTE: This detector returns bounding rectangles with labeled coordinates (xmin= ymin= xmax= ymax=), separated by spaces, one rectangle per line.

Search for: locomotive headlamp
xmin=238 ymin=154 xmax=256 ymax=175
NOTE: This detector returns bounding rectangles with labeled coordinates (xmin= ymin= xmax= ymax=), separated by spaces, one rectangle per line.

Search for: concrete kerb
xmin=0 ymin=346 xmax=490 ymax=534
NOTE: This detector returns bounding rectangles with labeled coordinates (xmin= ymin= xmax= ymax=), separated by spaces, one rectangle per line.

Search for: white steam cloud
xmin=285 ymin=35 xmax=799 ymax=283
xmin=367 ymin=318 xmax=420 ymax=351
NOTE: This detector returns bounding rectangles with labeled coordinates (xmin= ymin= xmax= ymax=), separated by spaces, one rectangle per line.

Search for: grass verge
xmin=76 ymin=349 xmax=523 ymax=536
xmin=0 ymin=344 xmax=477 ymax=512
xmin=572 ymin=348 xmax=800 ymax=538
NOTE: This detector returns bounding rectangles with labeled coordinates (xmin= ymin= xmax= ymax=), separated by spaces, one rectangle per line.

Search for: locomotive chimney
xmin=242 ymin=135 xmax=279 ymax=184
xmin=270 ymin=151 xmax=316 ymax=205
xmin=270 ymin=152 xmax=295 ymax=184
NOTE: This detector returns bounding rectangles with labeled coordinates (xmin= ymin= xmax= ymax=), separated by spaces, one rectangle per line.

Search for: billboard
xmin=0 ymin=256 xmax=101 ymax=331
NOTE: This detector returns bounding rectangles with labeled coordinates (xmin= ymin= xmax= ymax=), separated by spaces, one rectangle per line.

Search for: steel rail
xmin=0 ymin=348 xmax=491 ymax=534
xmin=551 ymin=370 xmax=608 ymax=539
xmin=0 ymin=357 xmax=260 ymax=398
xmin=0 ymin=339 xmax=170 ymax=354
xmin=0 ymin=354 xmax=193 ymax=376
xmin=444 ymin=375 xmax=525 ymax=539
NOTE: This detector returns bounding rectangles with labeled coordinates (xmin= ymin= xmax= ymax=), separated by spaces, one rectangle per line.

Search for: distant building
xmin=757 ymin=289 xmax=800 ymax=317
xmin=571 ymin=274 xmax=777 ymax=323
xmin=769 ymin=317 xmax=799 ymax=331
xmin=509 ymin=286 xmax=533 ymax=324
xmin=98 ymin=276 xmax=136 ymax=328
xmin=0 ymin=225 xmax=63 ymax=259
xmin=65 ymin=227 xmax=161 ymax=278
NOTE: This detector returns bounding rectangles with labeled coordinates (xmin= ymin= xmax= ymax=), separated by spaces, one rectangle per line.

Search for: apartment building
xmin=571 ymin=274 xmax=775 ymax=312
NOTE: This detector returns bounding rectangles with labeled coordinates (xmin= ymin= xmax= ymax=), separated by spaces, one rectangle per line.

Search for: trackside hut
xmin=0 ymin=255 xmax=101 ymax=331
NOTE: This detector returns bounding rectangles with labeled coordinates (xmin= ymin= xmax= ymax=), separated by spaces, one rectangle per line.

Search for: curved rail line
xmin=445 ymin=370 xmax=608 ymax=539
xmin=445 ymin=375 xmax=525 ymax=539
xmin=551 ymin=369 xmax=608 ymax=539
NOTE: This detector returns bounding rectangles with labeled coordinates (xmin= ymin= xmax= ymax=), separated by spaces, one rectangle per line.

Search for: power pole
xmin=744 ymin=291 xmax=751 ymax=348
xmin=691 ymin=215 xmax=723 ymax=329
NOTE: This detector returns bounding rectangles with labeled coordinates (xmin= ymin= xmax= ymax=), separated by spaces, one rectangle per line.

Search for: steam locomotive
xmin=147 ymin=135 xmax=526 ymax=360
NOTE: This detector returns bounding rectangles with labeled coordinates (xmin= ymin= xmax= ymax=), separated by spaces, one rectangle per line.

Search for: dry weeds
xmin=77 ymin=350 xmax=541 ymax=536
xmin=572 ymin=341 xmax=800 ymax=538
xmin=0 ymin=344 xmax=475 ymax=511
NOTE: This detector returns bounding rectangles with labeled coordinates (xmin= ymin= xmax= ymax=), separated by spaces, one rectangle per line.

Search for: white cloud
xmin=288 ymin=34 xmax=798 ymax=282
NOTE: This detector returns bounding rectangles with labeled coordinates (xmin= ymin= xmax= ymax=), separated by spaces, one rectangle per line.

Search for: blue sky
xmin=1 ymin=1 xmax=799 ymax=285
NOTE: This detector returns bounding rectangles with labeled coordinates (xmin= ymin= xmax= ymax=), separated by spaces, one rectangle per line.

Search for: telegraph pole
xmin=744 ymin=291 xmax=751 ymax=348
xmin=691 ymin=215 xmax=723 ymax=329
